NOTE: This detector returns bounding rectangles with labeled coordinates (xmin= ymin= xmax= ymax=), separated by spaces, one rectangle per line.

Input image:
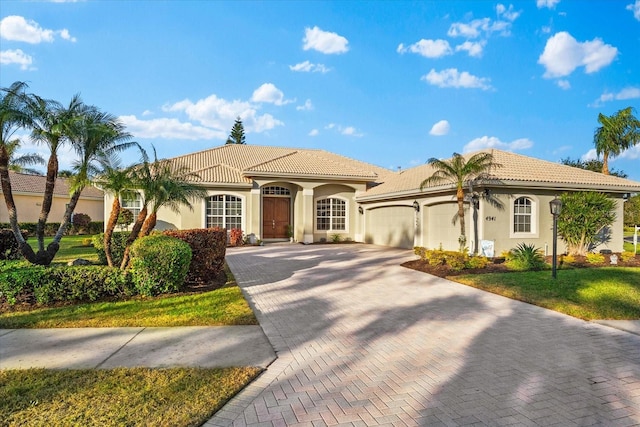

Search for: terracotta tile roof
xmin=4 ymin=171 xmax=104 ymax=199
xmin=168 ymin=144 xmax=391 ymax=184
xmin=360 ymin=149 xmax=640 ymax=199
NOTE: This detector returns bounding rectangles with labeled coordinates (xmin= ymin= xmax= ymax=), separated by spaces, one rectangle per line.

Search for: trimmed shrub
xmin=163 ymin=228 xmax=227 ymax=286
xmin=130 ymin=235 xmax=192 ymax=296
xmin=620 ymin=251 xmax=636 ymax=263
xmin=0 ymin=221 xmax=103 ymax=236
xmin=560 ymin=254 xmax=576 ymax=266
xmin=414 ymin=247 xmax=468 ymax=271
xmin=0 ymin=262 xmax=134 ymax=306
xmin=414 ymin=246 xmax=427 ymax=260
xmin=229 ymin=228 xmax=243 ymax=246
xmin=0 ymin=229 xmax=27 ymax=260
xmin=71 ymin=213 xmax=91 ymax=234
xmin=505 ymin=243 xmax=547 ymax=271
xmin=92 ymin=232 xmax=130 ymax=266
xmin=586 ymin=252 xmax=605 ymax=265
xmin=466 ymin=256 xmax=490 ymax=269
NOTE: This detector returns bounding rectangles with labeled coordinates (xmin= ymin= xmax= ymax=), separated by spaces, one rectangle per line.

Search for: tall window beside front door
xmin=121 ymin=192 xmax=142 ymax=218
xmin=513 ymin=197 xmax=532 ymax=233
xmin=206 ymin=195 xmax=242 ymax=229
xmin=316 ymin=198 xmax=346 ymax=231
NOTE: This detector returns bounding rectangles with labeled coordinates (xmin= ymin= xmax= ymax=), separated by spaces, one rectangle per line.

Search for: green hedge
xmin=0 ymin=222 xmax=104 ymax=236
xmin=0 ymin=261 xmax=134 ymax=306
xmin=130 ymin=235 xmax=192 ymax=296
xmin=92 ymin=231 xmax=130 ymax=266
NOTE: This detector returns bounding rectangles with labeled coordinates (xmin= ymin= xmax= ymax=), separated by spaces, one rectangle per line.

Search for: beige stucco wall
xmin=1 ymin=193 xmax=104 ymax=224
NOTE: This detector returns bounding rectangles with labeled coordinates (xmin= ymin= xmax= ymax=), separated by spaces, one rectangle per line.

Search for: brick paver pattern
xmin=206 ymin=245 xmax=640 ymax=426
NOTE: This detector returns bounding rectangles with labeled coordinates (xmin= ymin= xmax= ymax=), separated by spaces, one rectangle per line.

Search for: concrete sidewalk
xmin=0 ymin=326 xmax=276 ymax=370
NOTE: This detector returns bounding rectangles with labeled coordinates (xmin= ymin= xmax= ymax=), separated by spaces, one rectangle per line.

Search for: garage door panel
xmin=365 ymin=206 xmax=414 ymax=249
xmin=425 ymin=203 xmax=461 ymax=251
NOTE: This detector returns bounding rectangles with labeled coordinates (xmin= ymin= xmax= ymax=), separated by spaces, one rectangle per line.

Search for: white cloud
xmin=447 ymin=18 xmax=490 ymax=38
xmin=289 ymin=60 xmax=330 ymax=73
xmin=496 ymin=4 xmax=521 ymax=21
xmin=142 ymin=110 xmax=153 ymax=116
xmin=303 ymin=26 xmax=349 ymax=54
xmin=397 ymin=39 xmax=452 ymax=58
xmin=592 ymin=86 xmax=640 ymax=106
xmin=324 ymin=123 xmax=363 ymax=137
xmin=619 ymin=144 xmax=640 ymax=160
xmin=119 ymin=115 xmax=224 ymax=140
xmin=429 ymin=120 xmax=450 ymax=136
xmin=556 ymin=79 xmax=571 ymax=90
xmin=581 ymin=148 xmax=597 ymax=161
xmin=463 ymin=136 xmax=533 ymax=153
xmin=455 ymin=41 xmax=485 ymax=57
xmin=538 ymin=31 xmax=618 ymax=78
xmin=537 ymin=0 xmax=560 ymax=9
xmin=251 ymin=83 xmax=293 ymax=106
xmin=296 ymin=99 xmax=313 ymax=111
xmin=627 ymin=0 xmax=640 ymax=20
xmin=422 ymin=68 xmax=492 ymax=90
xmin=308 ymin=129 xmax=319 ymax=136
xmin=0 ymin=15 xmax=75 ymax=43
xmin=0 ymin=49 xmax=34 ymax=70
xmin=165 ymin=93 xmax=283 ymax=133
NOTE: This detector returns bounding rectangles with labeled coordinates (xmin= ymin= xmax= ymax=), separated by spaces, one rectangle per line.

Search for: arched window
xmin=513 ymin=197 xmax=532 ymax=233
xmin=206 ymin=195 xmax=242 ymax=229
xmin=316 ymin=198 xmax=346 ymax=231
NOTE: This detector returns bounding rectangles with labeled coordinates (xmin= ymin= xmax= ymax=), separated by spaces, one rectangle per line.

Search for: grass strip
xmin=452 ymin=267 xmax=640 ymax=320
xmin=0 ymin=286 xmax=257 ymax=328
xmin=1 ymin=367 xmax=260 ymax=427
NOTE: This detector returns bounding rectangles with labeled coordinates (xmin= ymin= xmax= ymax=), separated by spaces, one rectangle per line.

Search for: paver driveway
xmin=206 ymin=244 xmax=640 ymax=426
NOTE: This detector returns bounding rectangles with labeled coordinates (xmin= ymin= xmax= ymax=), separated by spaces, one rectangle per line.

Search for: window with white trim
xmin=206 ymin=195 xmax=242 ymax=229
xmin=262 ymin=186 xmax=290 ymax=195
xmin=121 ymin=192 xmax=142 ymax=218
xmin=513 ymin=197 xmax=532 ymax=233
xmin=316 ymin=198 xmax=346 ymax=231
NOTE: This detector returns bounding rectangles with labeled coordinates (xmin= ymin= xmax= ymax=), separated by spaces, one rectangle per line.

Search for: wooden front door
xmin=263 ymin=197 xmax=290 ymax=238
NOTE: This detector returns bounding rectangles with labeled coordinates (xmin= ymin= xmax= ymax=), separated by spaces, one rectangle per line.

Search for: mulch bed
xmin=402 ymin=254 xmax=640 ymax=278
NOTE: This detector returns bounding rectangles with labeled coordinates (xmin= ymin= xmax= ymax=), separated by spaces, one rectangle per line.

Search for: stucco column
xmin=250 ymin=188 xmax=261 ymax=239
xmin=302 ymin=188 xmax=314 ymax=244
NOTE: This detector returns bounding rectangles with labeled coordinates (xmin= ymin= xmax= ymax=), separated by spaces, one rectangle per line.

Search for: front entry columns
xmin=302 ymin=188 xmax=314 ymax=244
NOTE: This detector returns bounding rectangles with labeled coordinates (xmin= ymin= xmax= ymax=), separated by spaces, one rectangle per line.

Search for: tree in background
xmin=557 ymin=191 xmax=616 ymax=256
xmin=226 ymin=117 xmax=246 ymax=144
xmin=420 ymin=152 xmax=500 ymax=252
xmin=560 ymin=157 xmax=627 ymax=179
xmin=624 ymin=194 xmax=640 ymax=227
xmin=594 ymin=107 xmax=640 ymax=175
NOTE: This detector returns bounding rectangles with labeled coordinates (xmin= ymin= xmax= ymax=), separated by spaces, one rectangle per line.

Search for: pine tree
xmin=226 ymin=117 xmax=246 ymax=144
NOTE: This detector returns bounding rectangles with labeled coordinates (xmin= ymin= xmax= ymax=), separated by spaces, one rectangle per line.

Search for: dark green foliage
xmin=0 ymin=222 xmax=103 ymax=236
xmin=0 ymin=262 xmax=134 ymax=305
xmin=117 ymin=208 xmax=134 ymax=229
xmin=163 ymin=228 xmax=226 ymax=286
xmin=624 ymin=194 xmax=640 ymax=227
xmin=130 ymin=235 xmax=192 ymax=296
xmin=225 ymin=117 xmax=246 ymax=144
xmin=505 ymin=243 xmax=547 ymax=271
xmin=92 ymin=231 xmax=129 ymax=266
xmin=560 ymin=157 xmax=628 ymax=178
xmin=0 ymin=229 xmax=26 ymax=260
xmin=71 ymin=213 xmax=91 ymax=233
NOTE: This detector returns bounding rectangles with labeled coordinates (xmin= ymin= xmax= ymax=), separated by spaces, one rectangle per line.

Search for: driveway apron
xmin=206 ymin=244 xmax=640 ymax=426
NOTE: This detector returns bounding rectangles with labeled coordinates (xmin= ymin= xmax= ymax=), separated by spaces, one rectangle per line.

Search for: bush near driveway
xmin=163 ymin=228 xmax=227 ymax=286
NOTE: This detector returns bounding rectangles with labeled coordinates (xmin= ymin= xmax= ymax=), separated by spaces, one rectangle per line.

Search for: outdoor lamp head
xmin=549 ymin=197 xmax=562 ymax=216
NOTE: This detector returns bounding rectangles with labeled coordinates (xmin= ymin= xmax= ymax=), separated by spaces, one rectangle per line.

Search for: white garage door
xmin=425 ymin=203 xmax=460 ymax=251
xmin=365 ymin=206 xmax=415 ymax=249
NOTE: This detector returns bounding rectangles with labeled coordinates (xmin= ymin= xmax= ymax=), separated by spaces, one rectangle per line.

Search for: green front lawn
xmin=27 ymin=234 xmax=99 ymax=264
xmin=1 ymin=367 xmax=260 ymax=427
xmin=453 ymin=267 xmax=640 ymax=320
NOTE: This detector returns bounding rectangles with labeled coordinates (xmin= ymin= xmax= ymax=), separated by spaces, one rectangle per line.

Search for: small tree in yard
xmin=557 ymin=191 xmax=616 ymax=256
xmin=624 ymin=194 xmax=640 ymax=227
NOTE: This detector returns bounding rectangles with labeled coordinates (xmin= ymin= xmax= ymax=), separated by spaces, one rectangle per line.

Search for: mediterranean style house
xmin=104 ymin=144 xmax=640 ymax=255
xmin=1 ymin=171 xmax=104 ymax=224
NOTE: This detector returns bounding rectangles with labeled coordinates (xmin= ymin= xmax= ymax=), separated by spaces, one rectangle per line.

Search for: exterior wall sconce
xmin=413 ymin=201 xmax=420 ymax=212
xmin=358 ymin=206 xmax=364 ymax=215
xmin=549 ymin=196 xmax=563 ymax=279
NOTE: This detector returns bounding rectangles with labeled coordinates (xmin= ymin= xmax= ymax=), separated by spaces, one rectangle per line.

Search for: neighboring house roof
xmin=3 ymin=171 xmax=104 ymax=199
xmin=359 ymin=149 xmax=640 ymax=201
xmin=169 ymin=144 xmax=392 ymax=185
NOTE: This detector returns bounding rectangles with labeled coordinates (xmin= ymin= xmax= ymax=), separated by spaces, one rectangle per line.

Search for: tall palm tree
xmin=0 ymin=81 xmax=38 ymax=261
xmin=594 ymin=107 xmax=640 ymax=175
xmin=5 ymin=139 xmax=45 ymax=174
xmin=420 ymin=151 xmax=499 ymax=252
xmin=94 ymin=155 xmax=137 ymax=267
xmin=30 ymin=93 xmax=88 ymax=252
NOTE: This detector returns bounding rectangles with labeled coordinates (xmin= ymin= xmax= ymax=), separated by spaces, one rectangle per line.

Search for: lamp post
xmin=549 ymin=196 xmax=563 ymax=279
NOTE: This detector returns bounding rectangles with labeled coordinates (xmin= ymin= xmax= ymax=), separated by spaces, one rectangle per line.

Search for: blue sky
xmin=1 ymin=0 xmax=639 ymax=180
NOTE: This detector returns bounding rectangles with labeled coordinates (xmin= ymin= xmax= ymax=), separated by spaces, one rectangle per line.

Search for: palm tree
xmin=594 ymin=106 xmax=640 ymax=175
xmin=0 ymin=81 xmax=38 ymax=261
xmin=94 ymin=155 xmax=137 ymax=267
xmin=420 ymin=151 xmax=499 ymax=252
xmin=5 ymin=139 xmax=45 ymax=174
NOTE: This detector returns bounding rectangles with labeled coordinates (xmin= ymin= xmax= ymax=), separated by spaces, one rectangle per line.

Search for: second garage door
xmin=365 ymin=205 xmax=415 ymax=249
